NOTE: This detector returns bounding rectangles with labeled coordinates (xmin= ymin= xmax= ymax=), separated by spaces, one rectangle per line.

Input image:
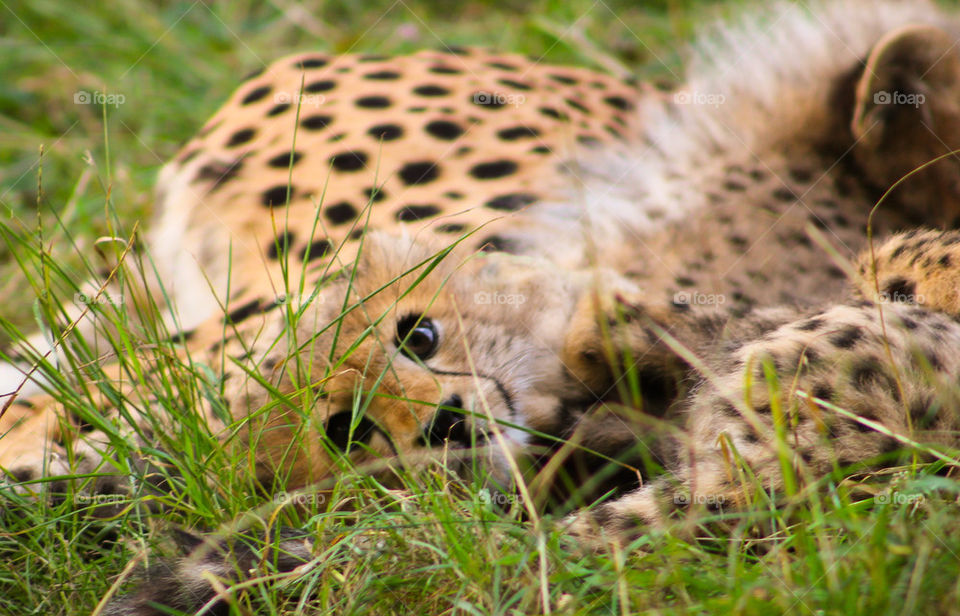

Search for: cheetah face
xmin=237 ymin=233 xmax=604 ymax=491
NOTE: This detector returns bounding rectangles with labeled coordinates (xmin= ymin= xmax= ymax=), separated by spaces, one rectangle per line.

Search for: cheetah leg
xmin=563 ymin=440 xmax=785 ymax=545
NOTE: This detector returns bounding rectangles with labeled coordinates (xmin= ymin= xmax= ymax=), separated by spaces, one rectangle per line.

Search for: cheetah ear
xmin=852 ymin=25 xmax=960 ymax=226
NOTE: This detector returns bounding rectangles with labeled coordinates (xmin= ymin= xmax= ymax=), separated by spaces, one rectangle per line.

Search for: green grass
xmin=3 ymin=1 xmax=960 ymax=615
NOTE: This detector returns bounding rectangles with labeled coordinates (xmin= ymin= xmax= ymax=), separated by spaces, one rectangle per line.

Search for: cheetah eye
xmin=324 ymin=410 xmax=376 ymax=452
xmin=395 ymin=314 xmax=439 ymax=361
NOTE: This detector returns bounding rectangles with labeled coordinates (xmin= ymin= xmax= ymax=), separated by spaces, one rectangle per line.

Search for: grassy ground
xmin=3 ymin=1 xmax=960 ymax=615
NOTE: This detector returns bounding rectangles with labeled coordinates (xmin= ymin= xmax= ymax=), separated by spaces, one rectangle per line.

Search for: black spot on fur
xmin=413 ymin=85 xmax=450 ymax=96
xmin=808 ymin=214 xmax=829 ymax=230
xmin=267 ymin=151 xmax=302 ymax=168
xmin=830 ymin=326 xmax=862 ymax=349
xmin=437 ymin=223 xmax=465 ymax=233
xmin=923 ymin=351 xmax=943 ymax=371
xmin=565 ymin=98 xmax=589 ymax=113
xmin=301 ymin=115 xmax=332 ymax=130
xmin=226 ymin=128 xmax=256 ymax=147
xmin=305 ymin=80 xmax=336 ymax=93
xmin=177 ymin=148 xmax=200 ymax=163
xmin=364 ymin=186 xmax=386 ymax=203
xmin=195 ymin=158 xmax=244 ymax=191
xmin=549 ymin=74 xmax=577 ymax=85
xmin=267 ymin=231 xmax=295 ymax=260
xmin=478 ymin=235 xmax=517 ymax=253
xmin=484 ymin=193 xmax=537 ymax=211
xmin=225 ymin=299 xmax=263 ymax=324
xmin=262 ymin=185 xmax=291 ymax=207
xmin=364 ymin=71 xmax=401 ymax=80
xmin=497 ymin=126 xmax=540 ymax=140
xmin=538 ymin=107 xmax=566 ymax=120
xmin=399 ymin=161 xmax=440 ymax=185
xmin=797 ymin=318 xmax=824 ymax=331
xmin=727 ymin=235 xmax=748 ymax=249
xmin=498 ymin=78 xmax=531 ymax=90
xmin=329 ymin=150 xmax=368 ymax=172
xmin=425 ymin=120 xmax=464 ymax=140
xmin=789 ymin=168 xmax=813 ymax=182
xmin=469 ymin=160 xmax=518 ymax=180
xmin=603 ymin=95 xmax=633 ymax=111
xmin=605 ymin=124 xmax=625 ymax=139
xmin=889 ymin=245 xmax=908 ymax=262
xmin=785 ymin=230 xmax=812 ymax=247
xmin=812 ymin=383 xmax=833 ymax=401
xmin=301 ymin=239 xmax=333 ymax=262
xmin=717 ymin=402 xmax=738 ymax=416
xmin=883 ymin=277 xmax=915 ymax=301
xmin=241 ymin=85 xmax=271 ymax=105
xmin=324 ymin=202 xmax=357 ymax=225
xmin=296 ymin=57 xmax=327 ymax=69
xmin=395 ymin=205 xmax=441 ymax=222
xmin=773 ymin=187 xmax=797 ymax=202
xmin=267 ymin=103 xmax=290 ymax=117
xmin=851 ymin=360 xmax=882 ymax=387
xmin=368 ymin=124 xmax=404 ymax=141
xmin=356 ymin=96 xmax=391 ymax=108
xmin=429 ymin=65 xmax=461 ymax=75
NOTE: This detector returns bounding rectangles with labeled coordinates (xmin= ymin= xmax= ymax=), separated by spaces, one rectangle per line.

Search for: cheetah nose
xmin=427 ymin=395 xmax=472 ymax=447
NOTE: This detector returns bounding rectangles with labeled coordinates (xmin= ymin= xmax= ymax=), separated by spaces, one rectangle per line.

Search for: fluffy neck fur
xmin=525 ymin=0 xmax=957 ymax=267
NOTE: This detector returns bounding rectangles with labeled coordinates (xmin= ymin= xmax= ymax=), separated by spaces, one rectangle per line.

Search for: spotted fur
xmin=4 ymin=1 xmax=960 ymax=612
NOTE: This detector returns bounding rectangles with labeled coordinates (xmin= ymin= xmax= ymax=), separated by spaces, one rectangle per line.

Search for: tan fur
xmin=5 ymin=0 xmax=960 ymax=568
xmin=856 ymin=229 xmax=960 ymax=315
